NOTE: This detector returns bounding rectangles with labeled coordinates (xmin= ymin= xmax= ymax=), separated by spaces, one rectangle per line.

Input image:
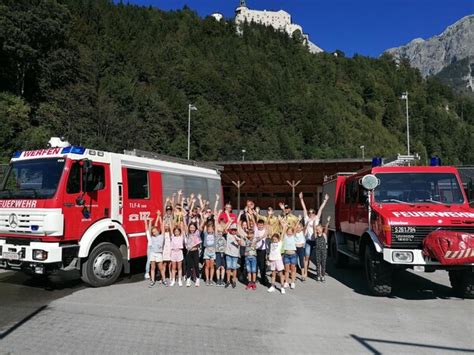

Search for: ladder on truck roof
xmin=123 ymin=149 xmax=223 ymax=172
xmin=382 ymin=154 xmax=420 ymax=167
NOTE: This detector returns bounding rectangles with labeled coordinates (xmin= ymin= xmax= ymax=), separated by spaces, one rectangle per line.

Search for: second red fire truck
xmin=322 ymin=155 xmax=474 ymax=298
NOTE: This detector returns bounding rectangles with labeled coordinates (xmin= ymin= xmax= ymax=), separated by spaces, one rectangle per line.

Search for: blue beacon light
xmin=429 ymin=156 xmax=441 ymax=166
xmin=372 ymin=157 xmax=383 ymax=167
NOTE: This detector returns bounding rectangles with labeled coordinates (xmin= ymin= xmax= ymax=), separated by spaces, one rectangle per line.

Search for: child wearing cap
xmin=225 ymin=222 xmax=242 ymax=288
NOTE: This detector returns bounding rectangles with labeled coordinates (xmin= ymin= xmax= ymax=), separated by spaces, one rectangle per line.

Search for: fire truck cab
xmin=0 ymin=138 xmax=222 ymax=287
xmin=323 ymin=155 xmax=474 ymax=298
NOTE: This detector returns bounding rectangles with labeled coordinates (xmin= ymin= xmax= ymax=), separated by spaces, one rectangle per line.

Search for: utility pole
xmin=286 ymin=180 xmax=302 ymax=211
xmin=232 ymin=180 xmax=246 ymax=213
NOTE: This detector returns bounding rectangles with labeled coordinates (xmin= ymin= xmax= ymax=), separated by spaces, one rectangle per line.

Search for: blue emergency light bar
xmin=61 ymin=146 xmax=86 ymax=155
xmin=12 ymin=151 xmax=22 ymax=158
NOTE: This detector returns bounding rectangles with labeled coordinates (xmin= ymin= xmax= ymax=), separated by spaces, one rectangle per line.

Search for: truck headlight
xmin=392 ymin=251 xmax=413 ymax=263
xmin=33 ymin=249 xmax=48 ymax=261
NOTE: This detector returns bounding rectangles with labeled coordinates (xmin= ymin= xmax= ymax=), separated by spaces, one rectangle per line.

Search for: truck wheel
xmin=81 ymin=242 xmax=123 ymax=287
xmin=364 ymin=243 xmax=392 ymax=296
xmin=449 ymin=270 xmax=474 ymax=299
xmin=330 ymin=234 xmax=349 ymax=268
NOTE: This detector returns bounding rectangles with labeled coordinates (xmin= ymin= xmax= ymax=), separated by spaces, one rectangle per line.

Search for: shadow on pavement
xmin=0 ymin=257 xmax=148 ymax=338
xmin=350 ymin=334 xmax=474 ymax=354
xmin=324 ymin=259 xmax=458 ymax=300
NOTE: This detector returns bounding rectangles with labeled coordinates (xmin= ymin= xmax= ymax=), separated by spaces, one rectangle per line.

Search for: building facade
xmin=234 ymin=1 xmax=323 ymax=54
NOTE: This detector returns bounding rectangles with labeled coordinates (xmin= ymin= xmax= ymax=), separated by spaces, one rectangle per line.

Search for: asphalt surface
xmin=0 ymin=260 xmax=473 ymax=355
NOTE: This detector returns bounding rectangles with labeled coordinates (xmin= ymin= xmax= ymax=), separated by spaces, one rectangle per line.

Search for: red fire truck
xmin=322 ymin=155 xmax=474 ymax=298
xmin=0 ymin=138 xmax=222 ymax=287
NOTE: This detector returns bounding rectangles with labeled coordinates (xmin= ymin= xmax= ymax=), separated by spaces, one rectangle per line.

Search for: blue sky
xmin=125 ymin=0 xmax=473 ymax=57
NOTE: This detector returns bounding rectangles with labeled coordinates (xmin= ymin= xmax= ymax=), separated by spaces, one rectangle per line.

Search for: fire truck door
xmin=62 ymin=161 xmax=110 ymax=239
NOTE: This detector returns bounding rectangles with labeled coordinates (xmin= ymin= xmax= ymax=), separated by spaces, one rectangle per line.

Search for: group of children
xmin=145 ymin=190 xmax=331 ymax=294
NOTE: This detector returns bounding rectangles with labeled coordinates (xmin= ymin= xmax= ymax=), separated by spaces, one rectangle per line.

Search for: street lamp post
xmin=187 ymin=104 xmax=198 ymax=160
xmin=241 ymin=149 xmax=246 ymax=161
xmin=401 ymin=92 xmax=410 ymax=155
xmin=360 ymin=145 xmax=365 ymax=160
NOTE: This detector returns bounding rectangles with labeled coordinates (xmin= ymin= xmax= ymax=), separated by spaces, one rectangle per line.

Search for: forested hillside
xmin=1 ymin=0 xmax=473 ymax=164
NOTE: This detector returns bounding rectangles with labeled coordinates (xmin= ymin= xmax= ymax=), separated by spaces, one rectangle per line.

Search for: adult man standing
xmin=279 ymin=202 xmax=299 ymax=229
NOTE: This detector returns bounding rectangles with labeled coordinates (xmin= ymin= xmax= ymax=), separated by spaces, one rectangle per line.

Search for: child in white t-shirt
xmin=267 ymin=233 xmax=285 ymax=294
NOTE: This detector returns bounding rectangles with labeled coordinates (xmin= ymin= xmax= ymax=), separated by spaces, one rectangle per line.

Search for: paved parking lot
xmin=0 ymin=261 xmax=473 ymax=354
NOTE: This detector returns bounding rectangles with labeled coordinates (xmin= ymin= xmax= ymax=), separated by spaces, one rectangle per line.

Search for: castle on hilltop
xmin=212 ymin=0 xmax=323 ymax=54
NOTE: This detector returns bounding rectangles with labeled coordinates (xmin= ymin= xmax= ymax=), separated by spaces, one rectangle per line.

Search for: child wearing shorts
xmin=241 ymin=229 xmax=264 ymax=290
xmin=225 ymin=223 xmax=242 ymax=289
xmin=267 ymin=233 xmax=285 ymax=294
xmin=202 ymin=223 xmax=217 ymax=286
xmin=282 ymin=221 xmax=297 ymax=290
xmin=145 ymin=217 xmax=164 ymax=288
xmin=170 ymin=226 xmax=184 ymax=287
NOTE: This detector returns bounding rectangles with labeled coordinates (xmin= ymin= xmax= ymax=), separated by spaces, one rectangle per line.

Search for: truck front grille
xmin=391 ymin=226 xmax=474 ymax=249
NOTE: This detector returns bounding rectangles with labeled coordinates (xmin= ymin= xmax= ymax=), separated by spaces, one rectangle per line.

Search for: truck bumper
xmin=383 ymin=248 xmax=474 ymax=268
xmin=0 ymin=240 xmax=78 ymax=274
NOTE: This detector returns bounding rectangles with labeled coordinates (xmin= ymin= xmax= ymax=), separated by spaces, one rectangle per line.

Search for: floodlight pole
xmin=187 ymin=104 xmax=197 ymax=160
xmin=232 ymin=180 xmax=246 ymax=213
xmin=286 ymin=180 xmax=302 ymax=211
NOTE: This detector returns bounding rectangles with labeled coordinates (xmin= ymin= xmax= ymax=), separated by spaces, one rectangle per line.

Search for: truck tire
xmin=364 ymin=243 xmax=392 ymax=296
xmin=81 ymin=242 xmax=123 ymax=287
xmin=330 ymin=234 xmax=349 ymax=268
xmin=449 ymin=270 xmax=474 ymax=299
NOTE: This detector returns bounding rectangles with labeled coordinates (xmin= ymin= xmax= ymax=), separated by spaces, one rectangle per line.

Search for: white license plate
xmin=2 ymin=252 xmax=19 ymax=260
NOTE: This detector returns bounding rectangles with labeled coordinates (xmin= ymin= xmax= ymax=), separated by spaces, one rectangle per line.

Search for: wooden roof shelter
xmin=218 ymin=159 xmax=371 ymax=210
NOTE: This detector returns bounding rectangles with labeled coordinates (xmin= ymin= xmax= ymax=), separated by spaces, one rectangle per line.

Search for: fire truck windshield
xmin=374 ymin=173 xmax=465 ymax=205
xmin=0 ymin=158 xmax=65 ymax=199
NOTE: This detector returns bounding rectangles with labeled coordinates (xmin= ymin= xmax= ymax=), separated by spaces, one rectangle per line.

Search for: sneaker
xmin=281 ymin=287 xmax=286 ymax=295
xmin=170 ymin=279 xmax=175 ymax=287
xmin=186 ymin=279 xmax=191 ymax=287
xmin=210 ymin=281 xmax=216 ymax=286
xmin=178 ymin=279 xmax=183 ymax=287
xmin=195 ymin=279 xmax=200 ymax=287
xmin=268 ymin=286 xmax=276 ymax=293
xmin=245 ymin=284 xmax=252 ymax=290
xmin=232 ymin=281 xmax=237 ymax=289
xmin=144 ymin=273 xmax=150 ymax=280
xmin=284 ymin=282 xmax=289 ymax=288
xmin=225 ymin=282 xmax=230 ymax=288
xmin=301 ymin=277 xmax=306 ymax=282
xmin=290 ymin=282 xmax=295 ymax=289
xmin=206 ymin=280 xmax=210 ymax=286
xmin=148 ymin=281 xmax=155 ymax=288
xmin=252 ymin=283 xmax=257 ymax=290
xmin=321 ymin=276 xmax=326 ymax=282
